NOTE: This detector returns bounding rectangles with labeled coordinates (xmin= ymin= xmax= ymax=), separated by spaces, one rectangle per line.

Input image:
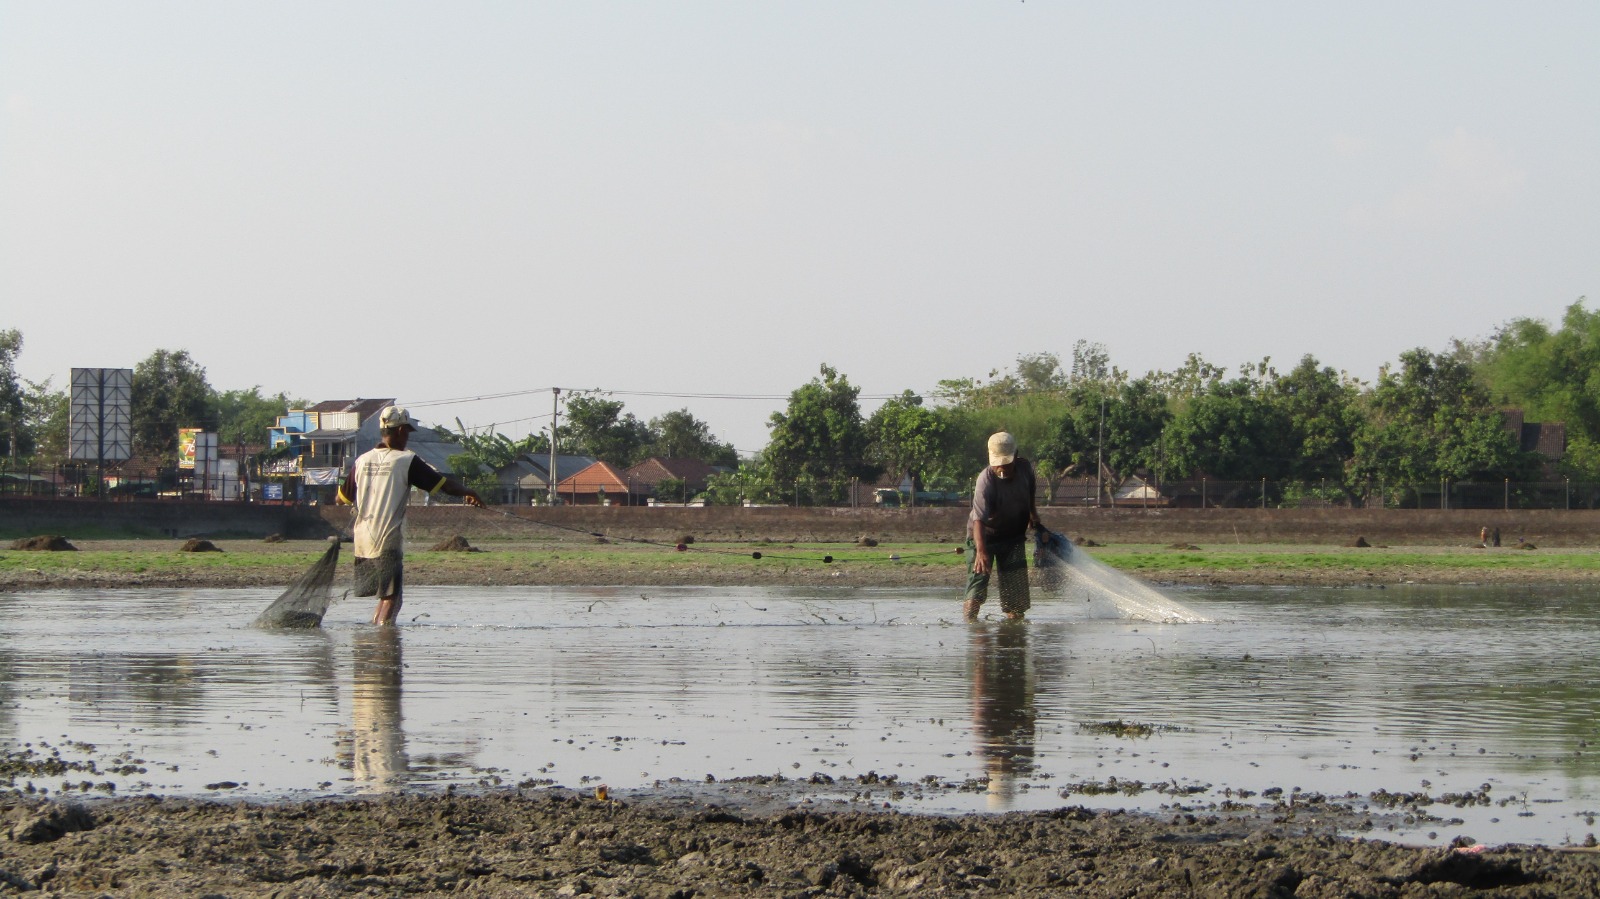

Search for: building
xmin=494 ymin=453 xmax=598 ymax=505
xmin=624 ymin=457 xmax=726 ymax=504
xmin=554 ymin=460 xmax=652 ymax=506
xmin=263 ymin=398 xmax=464 ymax=503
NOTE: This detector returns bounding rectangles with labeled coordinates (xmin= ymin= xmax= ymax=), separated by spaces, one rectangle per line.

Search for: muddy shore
xmin=6 ymin=787 xmax=1600 ymax=898
xmin=6 ymin=541 xmax=1600 ymax=896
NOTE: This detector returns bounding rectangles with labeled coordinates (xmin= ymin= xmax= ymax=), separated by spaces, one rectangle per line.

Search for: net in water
xmin=1034 ymin=530 xmax=1209 ymax=623
xmin=251 ymin=539 xmax=343 ymax=629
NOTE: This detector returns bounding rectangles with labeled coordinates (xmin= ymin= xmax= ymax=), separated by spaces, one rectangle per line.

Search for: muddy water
xmin=3 ymin=584 xmax=1599 ymax=846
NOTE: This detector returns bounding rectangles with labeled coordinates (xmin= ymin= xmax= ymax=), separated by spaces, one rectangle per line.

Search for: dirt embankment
xmin=5 ymin=790 xmax=1598 ymax=897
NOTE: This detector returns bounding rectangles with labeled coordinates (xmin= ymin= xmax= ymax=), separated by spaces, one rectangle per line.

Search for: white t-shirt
xmin=344 ymin=447 xmax=444 ymax=558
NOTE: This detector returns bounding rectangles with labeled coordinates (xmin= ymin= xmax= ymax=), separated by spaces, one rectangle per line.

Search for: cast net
xmin=251 ymin=538 xmax=343 ymax=629
xmin=1034 ymin=530 xmax=1209 ymax=623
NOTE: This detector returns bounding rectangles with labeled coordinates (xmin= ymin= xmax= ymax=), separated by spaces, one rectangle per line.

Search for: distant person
xmin=1492 ymin=527 xmax=1501 ymax=547
xmin=1479 ymin=526 xmax=1490 ymax=548
xmin=337 ymin=406 xmax=483 ymax=625
xmin=964 ymin=432 xmax=1043 ymax=621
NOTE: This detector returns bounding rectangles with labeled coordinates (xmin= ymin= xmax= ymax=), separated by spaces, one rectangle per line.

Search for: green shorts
xmin=354 ymin=552 xmax=403 ymax=599
xmin=965 ymin=536 xmax=1030 ymax=615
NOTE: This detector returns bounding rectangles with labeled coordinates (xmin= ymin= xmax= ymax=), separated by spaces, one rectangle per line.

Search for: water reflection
xmin=969 ymin=620 xmax=1035 ymax=808
xmin=348 ymin=629 xmax=409 ymax=791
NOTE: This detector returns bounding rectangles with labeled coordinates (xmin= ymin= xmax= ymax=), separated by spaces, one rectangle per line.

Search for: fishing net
xmin=252 ymin=538 xmax=344 ymax=629
xmin=1034 ymin=529 xmax=1209 ymax=623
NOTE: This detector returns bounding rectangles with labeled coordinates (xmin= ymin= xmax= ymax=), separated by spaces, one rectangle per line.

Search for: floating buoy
xmin=752 ymin=551 xmax=762 ymax=560
xmin=676 ymin=543 xmax=687 ymax=552
xmin=822 ymin=555 xmax=833 ymax=564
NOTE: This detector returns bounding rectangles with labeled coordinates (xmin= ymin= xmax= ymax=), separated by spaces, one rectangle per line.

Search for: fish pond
xmin=3 ymin=582 xmax=1599 ymax=847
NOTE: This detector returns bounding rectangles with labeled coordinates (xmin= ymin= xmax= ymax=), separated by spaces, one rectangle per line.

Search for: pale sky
xmin=3 ymin=2 xmax=1596 ymax=454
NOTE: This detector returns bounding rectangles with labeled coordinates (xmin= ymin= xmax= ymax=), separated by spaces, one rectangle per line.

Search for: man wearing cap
xmin=337 ymin=405 xmax=484 ymax=625
xmin=965 ymin=432 xmax=1042 ymax=621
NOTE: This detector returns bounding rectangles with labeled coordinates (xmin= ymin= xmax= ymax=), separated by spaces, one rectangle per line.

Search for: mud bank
xmin=5 ymin=789 xmax=1599 ymax=897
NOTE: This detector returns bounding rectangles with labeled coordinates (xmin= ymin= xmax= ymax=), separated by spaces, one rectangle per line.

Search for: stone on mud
xmin=7 ymin=802 xmax=94 ymax=844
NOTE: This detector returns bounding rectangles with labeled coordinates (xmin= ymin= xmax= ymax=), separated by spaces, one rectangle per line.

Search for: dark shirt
xmin=969 ymin=457 xmax=1037 ymax=544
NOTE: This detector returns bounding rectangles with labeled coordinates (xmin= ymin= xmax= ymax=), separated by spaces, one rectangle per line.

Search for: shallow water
xmin=3 ymin=583 xmax=1600 ymax=846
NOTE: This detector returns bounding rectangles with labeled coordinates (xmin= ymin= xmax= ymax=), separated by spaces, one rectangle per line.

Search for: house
xmin=554 ymin=460 xmax=652 ymax=506
xmin=265 ymin=398 xmax=393 ymax=483
xmin=496 ymin=453 xmax=599 ymax=505
xmin=624 ymin=457 xmax=726 ymax=504
xmin=263 ymin=398 xmax=466 ymax=503
xmin=1502 ymin=410 xmax=1565 ymax=477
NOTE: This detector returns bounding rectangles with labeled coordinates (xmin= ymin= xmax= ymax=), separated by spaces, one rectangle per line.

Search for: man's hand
xmin=973 ymin=552 xmax=992 ymax=576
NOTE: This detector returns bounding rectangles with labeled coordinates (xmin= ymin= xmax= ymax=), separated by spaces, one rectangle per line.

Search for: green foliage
xmin=0 ymin=330 xmax=30 ymax=457
xmin=437 ymin=418 xmax=546 ymax=474
xmin=865 ymin=391 xmax=946 ymax=486
xmin=1352 ymin=348 xmax=1536 ymax=500
xmin=1479 ymin=298 xmax=1600 ymax=443
xmin=21 ymin=377 xmax=68 ymax=464
xmin=214 ymin=387 xmax=301 ymax=446
xmin=647 ymin=408 xmax=737 ymax=467
xmin=1274 ymin=356 xmax=1362 ymax=485
xmin=131 ymin=349 xmax=216 ymax=459
xmin=1041 ymin=377 xmax=1170 ymax=495
xmin=561 ymin=394 xmax=653 ymax=466
xmin=765 ymin=364 xmax=874 ymax=498
xmin=1162 ymin=376 xmax=1294 ymax=481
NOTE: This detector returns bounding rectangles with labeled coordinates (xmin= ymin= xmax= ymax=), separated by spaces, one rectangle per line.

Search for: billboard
xmin=69 ymin=368 xmax=133 ymax=463
xmin=178 ymin=429 xmax=199 ymax=469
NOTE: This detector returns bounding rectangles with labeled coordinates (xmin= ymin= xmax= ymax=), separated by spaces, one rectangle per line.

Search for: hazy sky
xmin=3 ymin=3 xmax=1596 ymax=454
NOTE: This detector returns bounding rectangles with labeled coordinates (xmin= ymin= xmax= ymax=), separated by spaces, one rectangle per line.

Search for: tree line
xmin=3 ymin=297 xmax=1596 ymax=506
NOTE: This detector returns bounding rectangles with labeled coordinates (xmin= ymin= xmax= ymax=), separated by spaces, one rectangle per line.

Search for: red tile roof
xmin=555 ymin=461 xmax=634 ymax=494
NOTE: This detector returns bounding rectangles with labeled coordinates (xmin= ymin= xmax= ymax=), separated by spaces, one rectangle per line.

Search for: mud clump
xmin=1167 ymin=542 xmax=1200 ymax=550
xmin=9 ymin=535 xmax=76 ymax=551
xmin=677 ymin=535 xmax=696 ymax=545
xmin=178 ymin=538 xmax=222 ymax=552
xmin=1348 ymin=536 xmax=1372 ymax=548
xmin=262 ymin=533 xmax=285 ymax=544
xmin=1074 ymin=536 xmax=1103 ymax=547
xmin=856 ymin=536 xmax=879 ymax=547
xmin=429 ymin=535 xmax=481 ymax=552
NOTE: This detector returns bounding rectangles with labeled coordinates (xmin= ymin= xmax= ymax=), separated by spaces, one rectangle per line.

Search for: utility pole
xmin=548 ymin=387 xmax=560 ymax=506
xmin=1096 ymin=391 xmax=1106 ymax=508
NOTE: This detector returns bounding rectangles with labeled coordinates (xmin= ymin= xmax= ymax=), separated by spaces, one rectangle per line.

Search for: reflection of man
xmin=970 ymin=621 xmax=1036 ymax=808
xmin=351 ymin=628 xmax=408 ymax=790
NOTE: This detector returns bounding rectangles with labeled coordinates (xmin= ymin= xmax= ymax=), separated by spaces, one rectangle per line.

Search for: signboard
xmin=263 ymin=483 xmax=284 ymax=501
xmin=178 ymin=429 xmax=200 ymax=469
xmin=69 ymin=368 xmax=133 ymax=463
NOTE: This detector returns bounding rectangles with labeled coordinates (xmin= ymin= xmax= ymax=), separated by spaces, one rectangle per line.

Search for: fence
xmin=6 ymin=458 xmax=1600 ymax=511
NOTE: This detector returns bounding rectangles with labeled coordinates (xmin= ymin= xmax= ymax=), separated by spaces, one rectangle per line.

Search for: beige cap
xmin=987 ymin=432 xmax=1016 ymax=466
xmin=378 ymin=405 xmax=416 ymax=431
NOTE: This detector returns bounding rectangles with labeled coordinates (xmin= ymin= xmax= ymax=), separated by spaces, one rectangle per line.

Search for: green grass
xmin=1091 ymin=544 xmax=1600 ymax=575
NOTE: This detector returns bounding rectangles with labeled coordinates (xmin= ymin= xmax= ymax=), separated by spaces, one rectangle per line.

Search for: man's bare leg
xmin=373 ymin=594 xmax=402 ymax=626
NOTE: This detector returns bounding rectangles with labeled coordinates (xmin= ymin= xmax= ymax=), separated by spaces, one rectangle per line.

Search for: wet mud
xmin=5 ymin=788 xmax=1600 ymax=897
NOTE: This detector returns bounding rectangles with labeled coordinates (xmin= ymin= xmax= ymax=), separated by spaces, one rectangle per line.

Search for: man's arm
xmin=408 ymin=456 xmax=484 ymax=507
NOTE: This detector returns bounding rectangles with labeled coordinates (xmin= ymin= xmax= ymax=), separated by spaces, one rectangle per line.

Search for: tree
xmin=1352 ymin=348 xmax=1535 ymax=503
xmin=1041 ymin=377 xmax=1170 ymax=501
xmin=765 ymin=364 xmax=874 ymax=500
xmin=647 ymin=408 xmax=737 ymax=467
xmin=0 ymin=330 xmax=30 ymax=458
xmin=866 ymin=391 xmax=947 ymax=490
xmin=131 ymin=349 xmax=216 ymax=459
xmin=214 ymin=387 xmax=301 ymax=446
xmin=561 ymin=394 xmax=653 ymax=466
xmin=1162 ymin=376 xmax=1293 ymax=482
xmin=1273 ymin=356 xmax=1361 ymax=486
xmin=21 ymin=378 xmax=69 ymax=464
xmin=1478 ymin=298 xmax=1600 ymax=444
